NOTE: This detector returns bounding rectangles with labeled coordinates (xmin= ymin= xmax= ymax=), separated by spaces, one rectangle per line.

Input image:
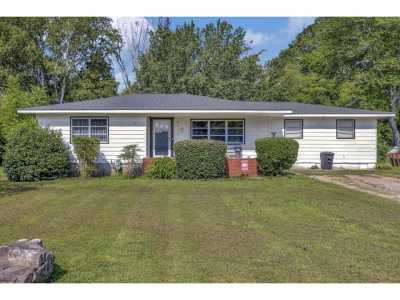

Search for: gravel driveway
xmin=312 ymin=174 xmax=400 ymax=201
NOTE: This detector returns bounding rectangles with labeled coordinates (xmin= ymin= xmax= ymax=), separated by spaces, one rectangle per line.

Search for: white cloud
xmin=285 ymin=17 xmax=315 ymax=37
xmin=111 ymin=17 xmax=153 ymax=49
xmin=245 ymin=29 xmax=274 ymax=46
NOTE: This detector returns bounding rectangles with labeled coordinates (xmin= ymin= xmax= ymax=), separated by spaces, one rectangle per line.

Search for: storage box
xmin=225 ymin=157 xmax=258 ymax=177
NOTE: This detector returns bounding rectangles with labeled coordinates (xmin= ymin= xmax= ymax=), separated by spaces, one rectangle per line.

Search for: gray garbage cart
xmin=320 ymin=152 xmax=334 ymax=170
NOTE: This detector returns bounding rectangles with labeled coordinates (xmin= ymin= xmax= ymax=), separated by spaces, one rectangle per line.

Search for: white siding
xmin=37 ymin=114 xmax=378 ymax=169
xmin=294 ymin=118 xmax=377 ymax=169
xmin=37 ymin=114 xmax=147 ymax=163
xmin=174 ymin=116 xmax=377 ymax=169
xmin=174 ymin=116 xmax=276 ymax=158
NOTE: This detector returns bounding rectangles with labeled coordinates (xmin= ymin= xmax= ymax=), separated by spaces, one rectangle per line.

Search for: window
xmin=284 ymin=119 xmax=303 ymax=139
xmin=191 ymin=120 xmax=244 ymax=144
xmin=336 ymin=119 xmax=355 ymax=139
xmin=71 ymin=117 xmax=109 ymax=143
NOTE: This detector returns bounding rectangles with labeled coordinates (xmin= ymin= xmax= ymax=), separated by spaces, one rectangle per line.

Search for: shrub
xmin=3 ymin=122 xmax=70 ymax=181
xmin=174 ymin=140 xmax=226 ymax=179
xmin=72 ymin=136 xmax=100 ymax=178
xmin=118 ymin=144 xmax=141 ymax=177
xmin=255 ymin=137 xmax=299 ymax=176
xmin=377 ymin=139 xmax=390 ymax=163
xmin=148 ymin=157 xmax=176 ymax=179
xmin=376 ymin=161 xmax=392 ymax=170
xmin=0 ymin=131 xmax=5 ymax=165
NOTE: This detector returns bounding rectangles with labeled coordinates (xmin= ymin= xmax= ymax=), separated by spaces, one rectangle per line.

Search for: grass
xmin=293 ymin=166 xmax=400 ymax=177
xmin=1 ymin=170 xmax=400 ymax=282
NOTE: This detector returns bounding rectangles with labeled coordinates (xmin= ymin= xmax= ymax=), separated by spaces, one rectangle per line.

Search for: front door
xmin=152 ymin=119 xmax=172 ymax=157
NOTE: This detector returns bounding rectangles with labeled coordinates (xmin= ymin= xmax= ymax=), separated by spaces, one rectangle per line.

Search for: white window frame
xmin=336 ymin=119 xmax=355 ymax=139
xmin=191 ymin=119 xmax=245 ymax=144
xmin=70 ymin=117 xmax=109 ymax=144
xmin=284 ymin=119 xmax=303 ymax=139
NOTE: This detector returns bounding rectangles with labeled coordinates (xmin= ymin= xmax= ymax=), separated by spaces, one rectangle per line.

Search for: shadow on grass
xmin=0 ymin=182 xmax=38 ymax=196
xmin=50 ymin=263 xmax=68 ymax=282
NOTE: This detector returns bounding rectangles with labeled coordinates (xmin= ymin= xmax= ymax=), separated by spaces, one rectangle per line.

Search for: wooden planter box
xmin=226 ymin=157 xmax=258 ymax=177
xmin=143 ymin=157 xmax=156 ymax=173
xmin=387 ymin=152 xmax=400 ymax=166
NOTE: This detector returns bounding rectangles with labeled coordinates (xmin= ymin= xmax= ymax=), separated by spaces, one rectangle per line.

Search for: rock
xmin=0 ymin=239 xmax=54 ymax=283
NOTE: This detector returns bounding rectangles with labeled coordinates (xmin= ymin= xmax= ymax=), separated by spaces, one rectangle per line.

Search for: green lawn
xmin=1 ymin=172 xmax=400 ymax=282
xmin=293 ymin=166 xmax=400 ymax=177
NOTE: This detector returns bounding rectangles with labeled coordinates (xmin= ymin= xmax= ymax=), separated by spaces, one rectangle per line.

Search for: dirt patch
xmin=312 ymin=174 xmax=400 ymax=201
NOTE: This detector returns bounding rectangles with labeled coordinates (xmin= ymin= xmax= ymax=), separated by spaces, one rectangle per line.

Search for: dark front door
xmin=151 ymin=119 xmax=172 ymax=157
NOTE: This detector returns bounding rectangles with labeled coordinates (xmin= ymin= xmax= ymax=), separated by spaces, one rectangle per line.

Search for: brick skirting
xmin=143 ymin=157 xmax=156 ymax=173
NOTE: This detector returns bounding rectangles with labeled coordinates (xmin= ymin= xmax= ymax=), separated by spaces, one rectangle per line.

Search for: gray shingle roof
xmin=19 ymin=93 xmax=393 ymax=115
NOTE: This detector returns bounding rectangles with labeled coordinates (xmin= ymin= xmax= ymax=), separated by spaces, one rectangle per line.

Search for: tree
xmin=69 ymin=51 xmax=118 ymax=101
xmin=0 ymin=18 xmax=48 ymax=91
xmin=0 ymin=17 xmax=123 ymax=103
xmin=45 ymin=17 xmax=122 ymax=103
xmin=134 ymin=19 xmax=263 ymax=100
xmin=115 ymin=18 xmax=152 ymax=91
xmin=0 ymin=76 xmax=49 ymax=138
xmin=259 ymin=17 xmax=400 ymax=147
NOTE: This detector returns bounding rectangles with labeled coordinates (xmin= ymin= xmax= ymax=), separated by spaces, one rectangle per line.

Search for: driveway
xmin=312 ymin=174 xmax=400 ymax=201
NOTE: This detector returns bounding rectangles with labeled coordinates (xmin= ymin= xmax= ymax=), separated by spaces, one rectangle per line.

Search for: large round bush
xmin=255 ymin=137 xmax=299 ymax=176
xmin=3 ymin=123 xmax=70 ymax=181
xmin=174 ymin=140 xmax=226 ymax=179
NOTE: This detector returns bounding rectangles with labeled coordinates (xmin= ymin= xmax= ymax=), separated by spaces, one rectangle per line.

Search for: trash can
xmin=320 ymin=152 xmax=334 ymax=170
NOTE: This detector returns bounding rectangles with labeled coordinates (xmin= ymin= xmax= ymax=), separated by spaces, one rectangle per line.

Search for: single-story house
xmin=18 ymin=93 xmax=395 ymax=170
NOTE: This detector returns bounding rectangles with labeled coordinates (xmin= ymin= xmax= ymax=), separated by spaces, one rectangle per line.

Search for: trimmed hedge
xmin=148 ymin=157 xmax=176 ymax=179
xmin=174 ymin=140 xmax=226 ymax=179
xmin=3 ymin=123 xmax=70 ymax=181
xmin=255 ymin=137 xmax=299 ymax=176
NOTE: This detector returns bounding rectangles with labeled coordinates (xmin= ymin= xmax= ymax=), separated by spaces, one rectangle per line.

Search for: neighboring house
xmin=18 ymin=93 xmax=395 ymax=170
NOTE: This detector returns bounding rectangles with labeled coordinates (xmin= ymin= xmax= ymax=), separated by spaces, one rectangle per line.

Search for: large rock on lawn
xmin=0 ymin=239 xmax=54 ymax=283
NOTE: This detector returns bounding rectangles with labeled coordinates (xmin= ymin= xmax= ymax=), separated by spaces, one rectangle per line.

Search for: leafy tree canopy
xmin=134 ymin=19 xmax=264 ymax=100
xmin=0 ymin=17 xmax=121 ymax=103
xmin=258 ymin=17 xmax=400 ymax=146
xmin=0 ymin=76 xmax=49 ymax=138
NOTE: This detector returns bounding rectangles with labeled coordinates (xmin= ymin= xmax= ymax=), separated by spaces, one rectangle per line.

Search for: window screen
xmin=191 ymin=120 xmax=244 ymax=144
xmin=71 ymin=117 xmax=109 ymax=143
xmin=284 ymin=119 xmax=303 ymax=139
xmin=336 ymin=119 xmax=355 ymax=139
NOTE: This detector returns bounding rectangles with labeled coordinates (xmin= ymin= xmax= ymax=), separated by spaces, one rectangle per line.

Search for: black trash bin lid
xmin=320 ymin=152 xmax=334 ymax=156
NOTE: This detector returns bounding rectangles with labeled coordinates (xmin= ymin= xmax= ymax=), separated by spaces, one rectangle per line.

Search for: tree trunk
xmin=115 ymin=53 xmax=130 ymax=91
xmin=389 ymin=117 xmax=400 ymax=147
xmin=36 ymin=66 xmax=45 ymax=87
xmin=59 ymin=77 xmax=66 ymax=104
xmin=390 ymin=88 xmax=400 ymax=147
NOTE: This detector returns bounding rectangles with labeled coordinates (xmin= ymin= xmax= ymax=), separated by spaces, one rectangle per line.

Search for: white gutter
xmin=284 ymin=113 xmax=396 ymax=118
xmin=18 ymin=109 xmax=293 ymax=115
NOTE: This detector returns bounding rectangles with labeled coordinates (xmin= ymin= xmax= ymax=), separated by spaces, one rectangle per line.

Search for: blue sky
xmin=112 ymin=17 xmax=316 ymax=90
xmin=167 ymin=17 xmax=315 ymax=63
